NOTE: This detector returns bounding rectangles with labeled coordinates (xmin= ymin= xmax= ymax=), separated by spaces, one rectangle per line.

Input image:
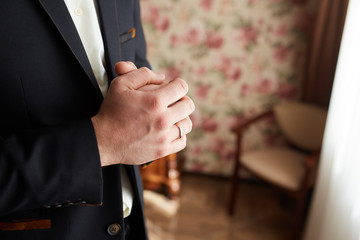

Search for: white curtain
xmin=303 ymin=0 xmax=360 ymax=239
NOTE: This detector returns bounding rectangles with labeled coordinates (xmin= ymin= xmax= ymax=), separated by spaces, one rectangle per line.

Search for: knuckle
xmin=155 ymin=147 xmax=168 ymax=159
xmin=158 ymin=134 xmax=169 ymax=145
xmin=176 ymin=78 xmax=189 ymax=93
xmin=187 ymin=97 xmax=196 ymax=112
xmin=110 ymin=77 xmax=122 ymax=88
xmin=139 ymin=67 xmax=152 ymax=76
xmin=155 ymin=114 xmax=169 ymax=130
xmin=147 ymin=95 xmax=162 ymax=111
xmin=183 ymin=96 xmax=195 ymax=112
xmin=187 ymin=117 xmax=193 ymax=132
xmin=179 ymin=135 xmax=187 ymax=150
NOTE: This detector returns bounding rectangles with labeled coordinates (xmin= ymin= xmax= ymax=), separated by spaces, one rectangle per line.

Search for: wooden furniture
xmin=228 ymin=101 xmax=327 ymax=240
xmin=140 ymin=153 xmax=180 ymax=199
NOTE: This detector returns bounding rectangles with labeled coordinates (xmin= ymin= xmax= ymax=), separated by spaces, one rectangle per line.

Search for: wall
xmin=140 ymin=0 xmax=318 ymax=176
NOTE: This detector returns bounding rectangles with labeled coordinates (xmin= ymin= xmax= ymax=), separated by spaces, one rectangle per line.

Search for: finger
xmin=138 ymin=82 xmax=166 ymax=92
xmin=138 ymin=78 xmax=170 ymax=92
xmin=114 ymin=61 xmax=137 ymax=75
xmin=168 ymin=134 xmax=187 ymax=155
xmin=167 ymin=96 xmax=195 ymax=125
xmin=171 ymin=116 xmax=193 ymax=142
xmin=117 ymin=67 xmax=165 ymax=90
xmin=152 ymin=78 xmax=189 ymax=106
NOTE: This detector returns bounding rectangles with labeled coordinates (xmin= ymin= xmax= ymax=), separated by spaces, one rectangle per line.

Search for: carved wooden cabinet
xmin=139 ymin=153 xmax=180 ymax=199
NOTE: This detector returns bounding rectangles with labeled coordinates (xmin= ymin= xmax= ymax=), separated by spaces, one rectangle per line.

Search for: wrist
xmin=91 ymin=116 xmax=112 ymax=167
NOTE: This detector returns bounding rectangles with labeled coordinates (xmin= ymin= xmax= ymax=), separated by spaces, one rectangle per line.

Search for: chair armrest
xmin=299 ymin=150 xmax=321 ymax=190
xmin=232 ymin=110 xmax=274 ymax=134
xmin=304 ymin=151 xmax=321 ymax=168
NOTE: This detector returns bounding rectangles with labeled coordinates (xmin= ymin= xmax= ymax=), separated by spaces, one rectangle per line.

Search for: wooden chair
xmin=140 ymin=153 xmax=181 ymax=199
xmin=228 ymin=101 xmax=327 ymax=240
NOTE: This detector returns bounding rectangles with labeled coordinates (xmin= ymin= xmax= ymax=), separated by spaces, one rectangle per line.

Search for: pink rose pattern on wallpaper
xmin=140 ymin=0 xmax=317 ymax=176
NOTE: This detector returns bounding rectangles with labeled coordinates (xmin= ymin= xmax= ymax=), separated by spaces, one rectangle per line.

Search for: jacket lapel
xmin=95 ymin=0 xmax=121 ymax=81
xmin=38 ymin=0 xmax=103 ymax=97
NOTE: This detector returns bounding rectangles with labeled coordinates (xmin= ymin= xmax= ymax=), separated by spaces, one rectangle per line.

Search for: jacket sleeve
xmin=0 ymin=118 xmax=103 ymax=217
xmin=134 ymin=0 xmax=151 ymax=69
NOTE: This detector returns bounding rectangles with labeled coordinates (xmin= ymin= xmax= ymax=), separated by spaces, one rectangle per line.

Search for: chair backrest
xmin=274 ymin=101 xmax=328 ymax=152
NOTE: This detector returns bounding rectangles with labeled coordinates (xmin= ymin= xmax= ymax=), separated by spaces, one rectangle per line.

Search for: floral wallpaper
xmin=140 ymin=0 xmax=318 ymax=176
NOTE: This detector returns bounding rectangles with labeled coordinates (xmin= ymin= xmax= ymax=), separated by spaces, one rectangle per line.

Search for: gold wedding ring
xmin=175 ymin=123 xmax=184 ymax=139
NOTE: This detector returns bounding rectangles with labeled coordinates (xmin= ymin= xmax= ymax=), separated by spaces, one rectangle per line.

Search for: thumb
xmin=115 ymin=61 xmax=137 ymax=76
xmin=117 ymin=66 xmax=166 ymax=90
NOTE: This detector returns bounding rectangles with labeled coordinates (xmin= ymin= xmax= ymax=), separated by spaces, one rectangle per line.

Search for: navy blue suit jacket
xmin=0 ymin=0 xmax=150 ymax=239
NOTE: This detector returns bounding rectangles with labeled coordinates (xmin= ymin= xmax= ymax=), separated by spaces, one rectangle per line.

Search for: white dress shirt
xmin=64 ymin=0 xmax=133 ymax=218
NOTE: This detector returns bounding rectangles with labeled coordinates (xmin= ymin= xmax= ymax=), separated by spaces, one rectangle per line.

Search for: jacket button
xmin=107 ymin=223 xmax=121 ymax=236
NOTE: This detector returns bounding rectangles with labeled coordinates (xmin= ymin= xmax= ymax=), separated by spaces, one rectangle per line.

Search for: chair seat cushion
xmin=242 ymin=147 xmax=307 ymax=190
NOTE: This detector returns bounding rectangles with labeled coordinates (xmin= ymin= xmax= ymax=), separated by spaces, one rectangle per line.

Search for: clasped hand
xmin=91 ymin=62 xmax=195 ymax=166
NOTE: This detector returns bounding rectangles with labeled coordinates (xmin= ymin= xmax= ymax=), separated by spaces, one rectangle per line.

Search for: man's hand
xmin=91 ymin=62 xmax=195 ymax=166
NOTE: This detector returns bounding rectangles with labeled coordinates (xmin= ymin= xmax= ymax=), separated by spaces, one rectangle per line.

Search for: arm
xmin=0 ymin=62 xmax=194 ymax=217
xmin=0 ymin=119 xmax=103 ymax=216
xmin=0 ymin=0 xmax=194 ymax=217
